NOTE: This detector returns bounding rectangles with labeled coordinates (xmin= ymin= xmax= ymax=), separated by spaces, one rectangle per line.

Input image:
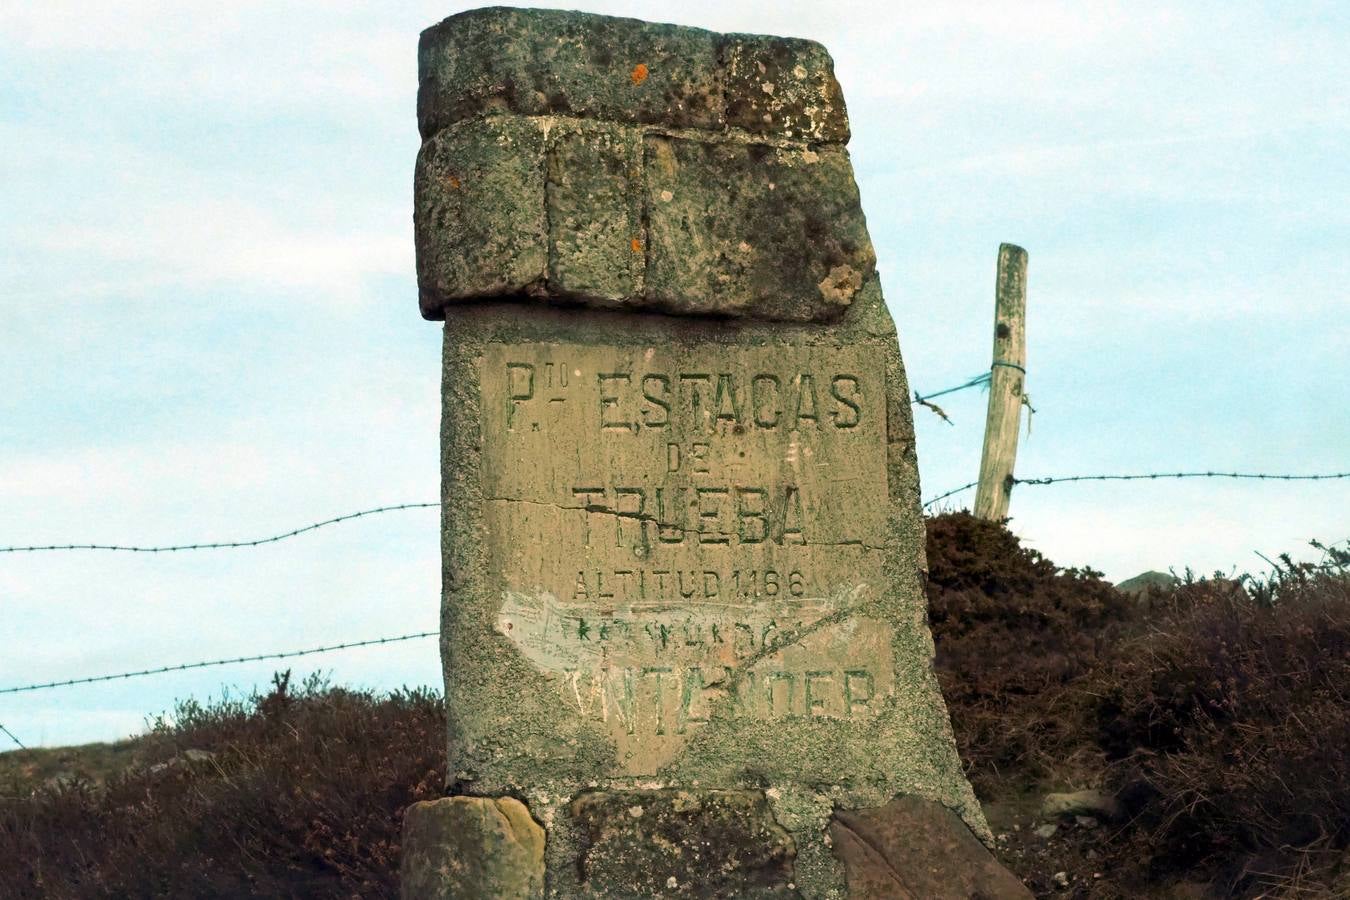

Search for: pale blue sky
xmin=2 ymin=1 xmax=1346 ymax=747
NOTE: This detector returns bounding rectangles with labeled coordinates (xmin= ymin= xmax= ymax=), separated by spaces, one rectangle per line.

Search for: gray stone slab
xmin=415 ymin=117 xmax=875 ymax=322
xmin=414 ymin=116 xmax=548 ymax=316
xmin=721 ymin=34 xmax=850 ymax=143
xmin=417 ymin=8 xmax=850 ymax=144
xmin=643 ymin=135 xmax=875 ymax=321
xmin=418 ymin=7 xmax=724 ymax=139
xmin=546 ymin=122 xmax=646 ymax=306
xmin=571 ymin=789 xmax=798 ymax=898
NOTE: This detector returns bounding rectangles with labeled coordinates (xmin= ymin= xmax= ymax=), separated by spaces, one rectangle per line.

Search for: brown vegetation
xmin=2 ymin=518 xmax=1347 ymax=897
xmin=929 ymin=512 xmax=1350 ymax=897
xmin=925 ymin=511 xmax=1130 ymax=797
xmin=0 ymin=674 xmax=442 ymax=898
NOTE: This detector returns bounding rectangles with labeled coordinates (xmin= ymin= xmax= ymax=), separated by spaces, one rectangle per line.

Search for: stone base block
xmin=571 ymin=789 xmax=798 ymax=898
xmin=828 ymin=795 xmax=1032 ymax=899
xmin=400 ymin=796 xmax=545 ymax=900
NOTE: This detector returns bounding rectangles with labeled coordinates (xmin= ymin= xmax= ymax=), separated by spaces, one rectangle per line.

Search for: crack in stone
xmin=485 ymin=495 xmax=737 ymax=541
xmin=472 ymin=111 xmax=837 ymax=154
xmin=830 ymin=816 xmax=909 ymax=893
xmin=541 ymin=124 xmax=556 ymax=296
xmin=802 ymin=538 xmax=888 ymax=553
xmin=729 ymin=599 xmax=866 ymax=673
xmin=485 ymin=496 xmax=886 ymax=549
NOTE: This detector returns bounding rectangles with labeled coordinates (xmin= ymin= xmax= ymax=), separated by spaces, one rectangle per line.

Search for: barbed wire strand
xmin=912 ymin=372 xmax=991 ymax=405
xmin=4 ymin=472 xmax=1347 ymax=550
xmin=921 ymin=480 xmax=981 ymax=508
xmin=1016 ymin=470 xmax=1350 ymax=486
xmin=0 ymin=502 xmax=441 ymax=555
xmin=0 ymin=631 xmax=439 ymax=696
xmin=2 ymin=471 xmax=1345 ymax=698
xmin=922 ymin=470 xmax=1350 ymax=508
xmin=911 ymin=372 xmax=992 ymax=425
xmin=0 ymin=722 xmax=25 ymax=750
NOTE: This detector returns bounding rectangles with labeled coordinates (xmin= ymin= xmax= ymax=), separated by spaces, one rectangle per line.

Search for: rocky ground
xmin=0 ymin=740 xmax=146 ymax=798
xmin=985 ymin=794 xmax=1218 ymax=899
xmin=0 ymin=740 xmax=1226 ymax=897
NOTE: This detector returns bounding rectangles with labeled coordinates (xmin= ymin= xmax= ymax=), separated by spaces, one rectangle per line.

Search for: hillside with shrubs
xmin=2 ymin=514 xmax=1347 ymax=898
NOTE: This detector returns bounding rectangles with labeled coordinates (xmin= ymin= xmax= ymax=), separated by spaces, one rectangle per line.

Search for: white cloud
xmin=1 ymin=120 xmax=410 ymax=304
xmin=29 ymin=207 xmax=410 ymax=300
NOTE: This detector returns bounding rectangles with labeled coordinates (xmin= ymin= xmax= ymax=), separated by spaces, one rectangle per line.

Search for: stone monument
xmin=402 ymin=8 xmax=1029 ymax=898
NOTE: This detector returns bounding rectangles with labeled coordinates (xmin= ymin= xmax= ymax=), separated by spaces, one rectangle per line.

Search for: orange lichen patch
xmin=630 ymin=238 xmax=643 ymax=253
xmin=630 ymin=63 xmax=649 ymax=85
xmin=446 ymin=175 xmax=461 ymax=189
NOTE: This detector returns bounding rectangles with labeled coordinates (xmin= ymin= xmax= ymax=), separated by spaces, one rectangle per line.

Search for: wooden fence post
xmin=973 ymin=243 xmax=1028 ymax=521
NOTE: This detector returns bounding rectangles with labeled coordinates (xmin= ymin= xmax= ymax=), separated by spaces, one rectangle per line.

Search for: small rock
xmin=1052 ymin=871 xmax=1070 ymax=889
xmin=1115 ymin=570 xmax=1179 ymax=597
xmin=1034 ymin=823 xmax=1058 ymax=839
xmin=42 ymin=771 xmax=77 ymax=792
xmin=830 ymin=795 xmax=1032 ymax=899
xmin=401 ymin=796 xmax=545 ymax=899
xmin=1086 ymin=849 xmax=1099 ymax=861
xmin=1075 ymin=815 xmax=1099 ymax=829
xmin=149 ymin=753 xmax=214 ymax=775
xmin=1042 ymin=789 xmax=1120 ymax=821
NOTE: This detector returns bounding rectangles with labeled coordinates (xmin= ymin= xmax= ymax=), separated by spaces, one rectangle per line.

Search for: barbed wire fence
xmin=1 ymin=370 xmax=1346 ymax=749
xmin=0 ymin=502 xmax=440 ymax=555
xmin=5 ymin=470 xmax=1347 ymax=558
xmin=0 ymin=632 xmax=438 ymax=697
xmin=0 ymin=632 xmax=439 ymax=750
xmin=0 ymin=722 xmax=25 ymax=750
xmin=921 ymin=470 xmax=1350 ymax=509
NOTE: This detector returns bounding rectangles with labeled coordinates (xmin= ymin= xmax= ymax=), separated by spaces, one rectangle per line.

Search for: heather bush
xmin=925 ymin=512 xmax=1134 ymax=793
xmin=1099 ymin=563 xmax=1350 ymax=895
xmin=0 ymin=673 xmax=444 ymax=898
xmin=4 ymin=519 xmax=1347 ymax=898
xmin=928 ymin=514 xmax=1350 ymax=896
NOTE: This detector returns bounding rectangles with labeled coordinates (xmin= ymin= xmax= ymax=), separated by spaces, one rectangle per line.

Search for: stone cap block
xmin=413 ymin=115 xmax=548 ymax=308
xmin=643 ymin=134 xmax=874 ymax=320
xmin=414 ymin=116 xmax=875 ymax=322
xmin=418 ymin=7 xmax=849 ymax=144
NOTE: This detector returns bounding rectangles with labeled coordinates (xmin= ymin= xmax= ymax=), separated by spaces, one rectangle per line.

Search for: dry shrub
xmin=928 ymin=513 xmax=1350 ymax=896
xmin=0 ymin=672 xmax=444 ymax=898
xmin=4 ymin=518 xmax=1347 ymax=898
xmin=925 ymin=512 xmax=1134 ymax=793
xmin=1099 ymin=567 xmax=1350 ymax=896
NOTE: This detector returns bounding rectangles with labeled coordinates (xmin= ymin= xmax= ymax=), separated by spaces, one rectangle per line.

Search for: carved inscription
xmin=481 ymin=343 xmax=891 ymax=773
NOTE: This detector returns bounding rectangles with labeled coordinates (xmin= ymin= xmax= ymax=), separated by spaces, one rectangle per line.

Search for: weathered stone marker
xmin=402 ymin=8 xmax=1028 ymax=898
